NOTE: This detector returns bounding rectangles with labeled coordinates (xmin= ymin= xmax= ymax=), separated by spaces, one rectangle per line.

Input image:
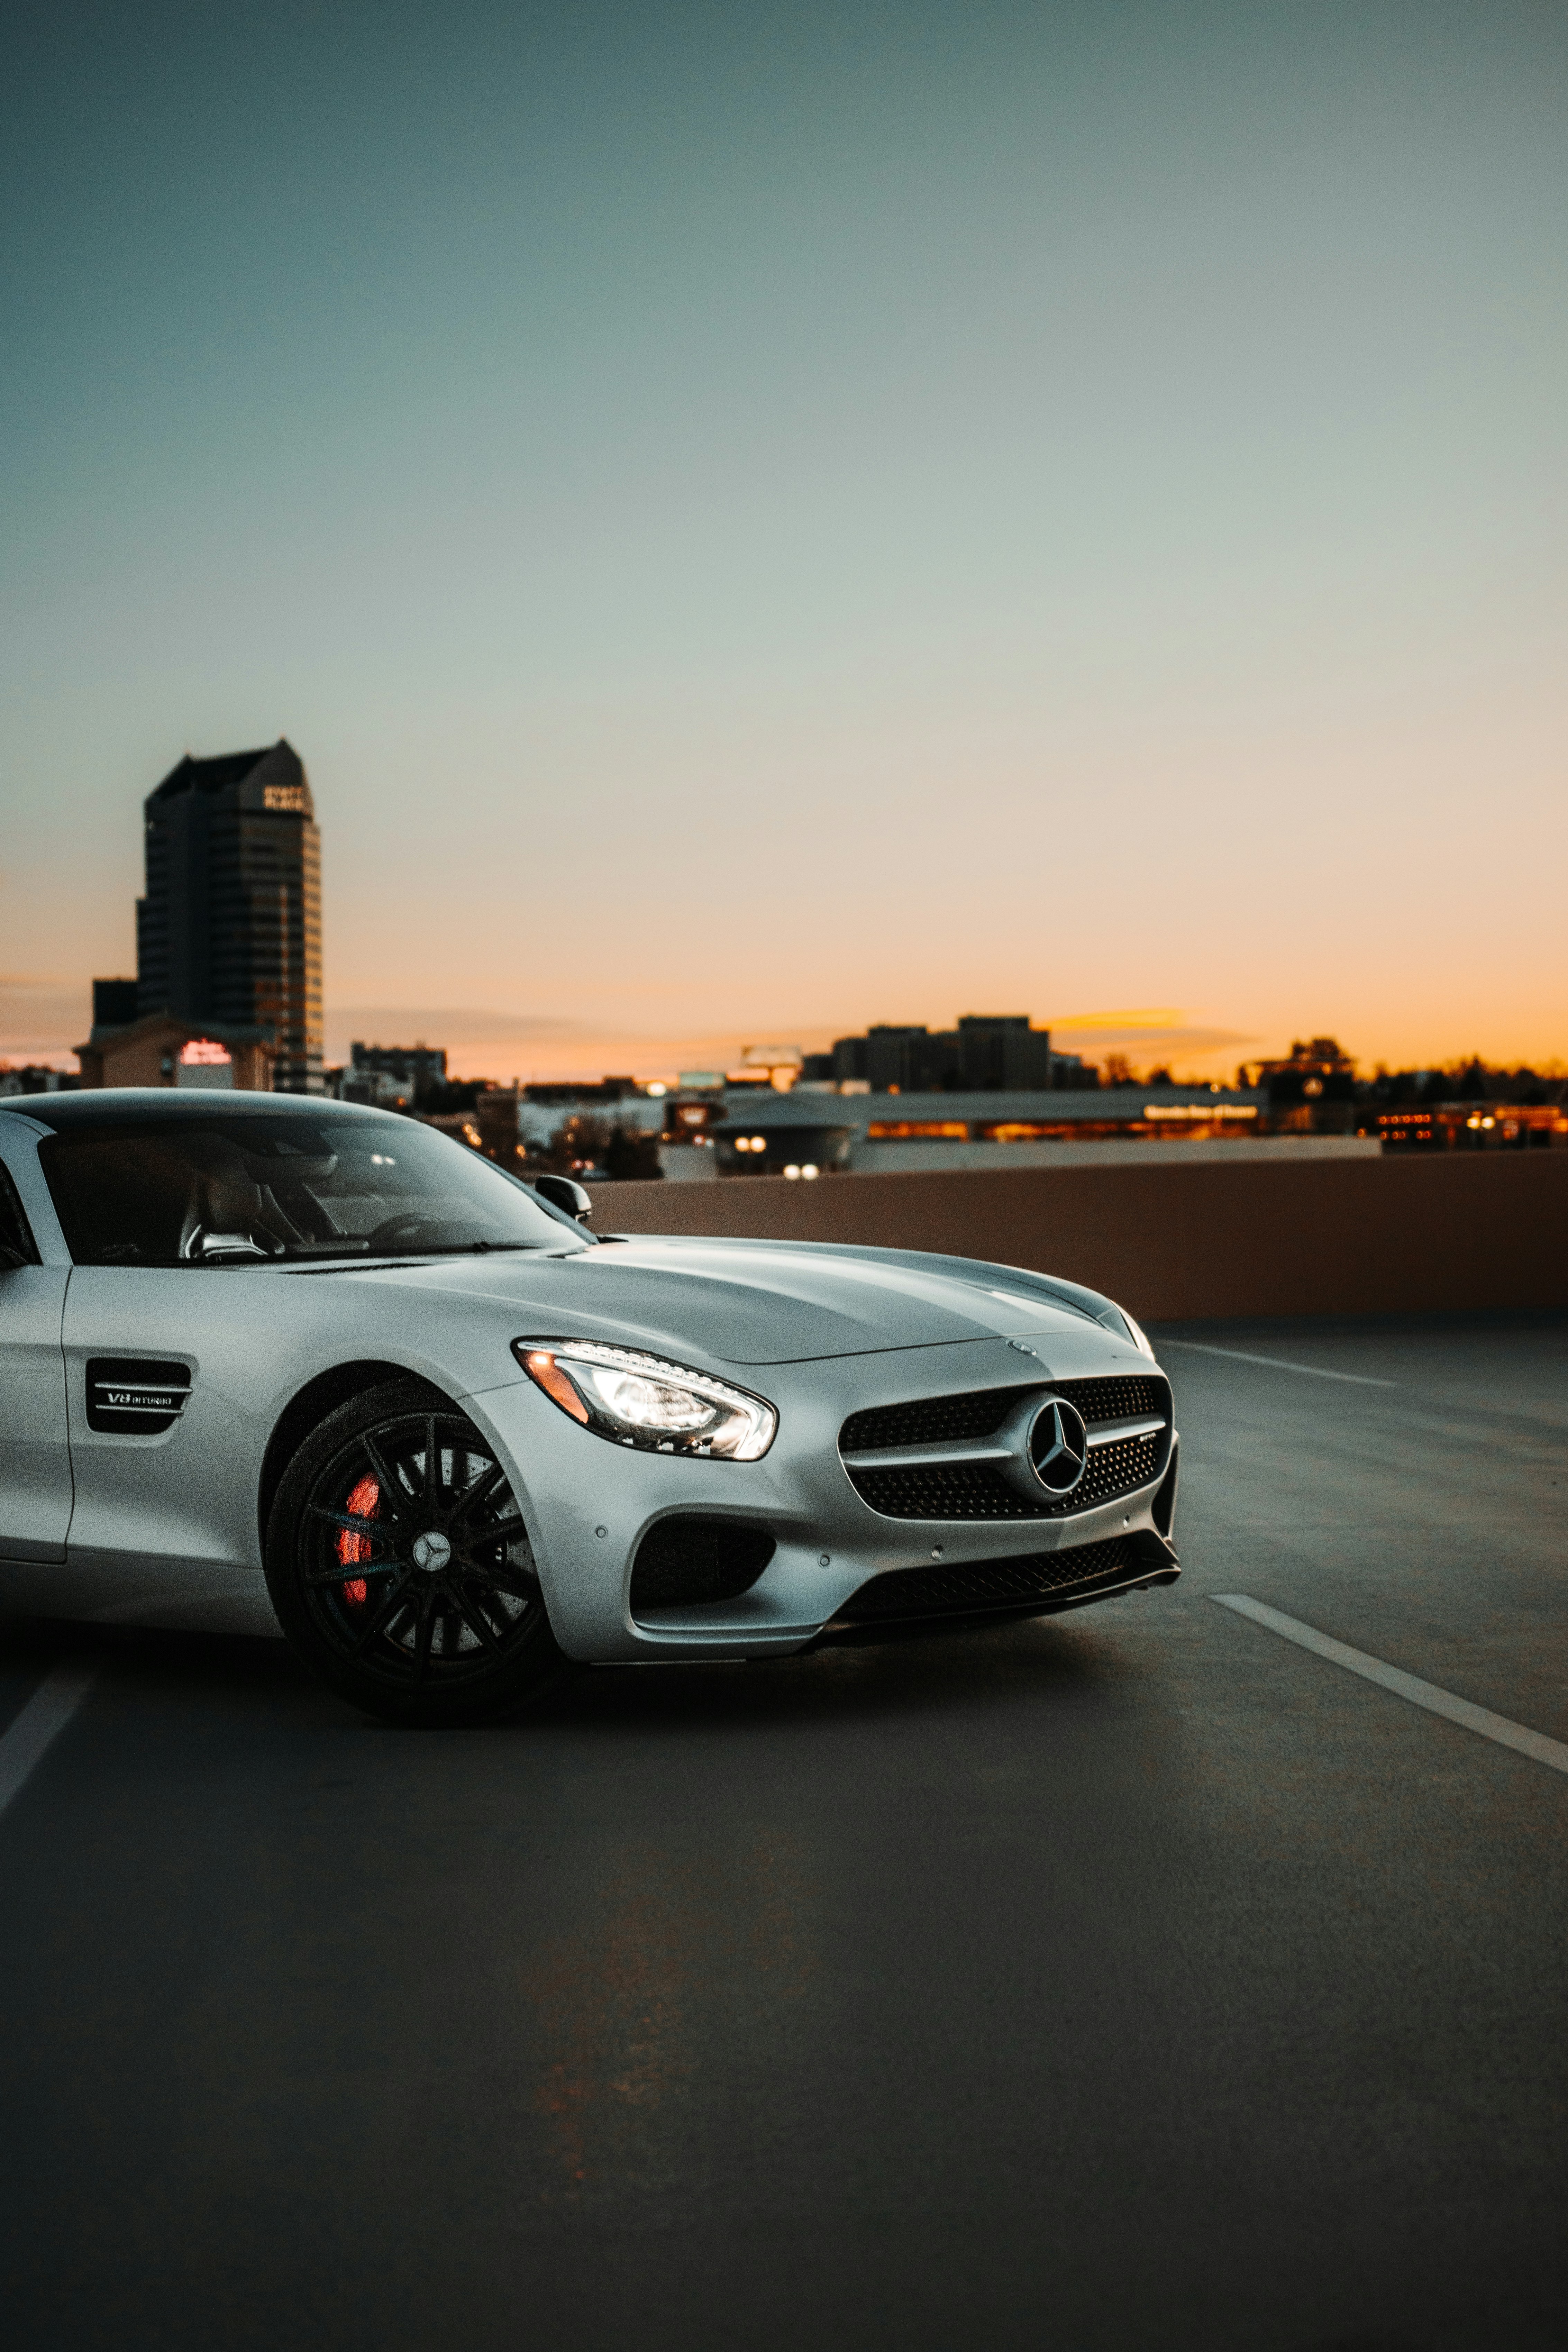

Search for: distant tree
xmin=1102 ymin=1054 xmax=1136 ymax=1088
xmin=418 ymin=1077 xmax=489 ymax=1116
xmin=529 ymin=1114 xmax=663 ymax=1179
xmin=537 ymin=1113 xmax=615 ymax=1175
xmin=604 ymin=1123 xmax=665 ymax=1182
xmin=1287 ymin=1037 xmax=1354 ymax=1069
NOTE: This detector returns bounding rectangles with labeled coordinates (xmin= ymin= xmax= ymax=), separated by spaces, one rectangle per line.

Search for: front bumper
xmin=462 ymin=1332 xmax=1179 ymax=1664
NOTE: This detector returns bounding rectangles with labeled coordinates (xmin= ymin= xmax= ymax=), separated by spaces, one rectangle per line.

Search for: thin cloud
xmin=0 ymin=975 xmax=89 ymax=1057
xmin=1047 ymin=1009 xmax=1258 ymax=1058
xmin=329 ymin=1007 xmax=591 ymax=1045
xmin=1048 ymin=1008 xmax=1189 ymax=1032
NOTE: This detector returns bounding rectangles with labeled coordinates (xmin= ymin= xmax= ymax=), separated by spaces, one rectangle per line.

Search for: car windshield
xmin=39 ymin=1113 xmax=583 ymax=1266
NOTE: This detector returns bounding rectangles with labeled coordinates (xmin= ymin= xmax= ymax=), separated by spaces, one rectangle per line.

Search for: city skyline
xmin=4 ymin=4 xmax=1566 ymax=1083
xmin=7 ymin=950 xmax=1561 ymax=1092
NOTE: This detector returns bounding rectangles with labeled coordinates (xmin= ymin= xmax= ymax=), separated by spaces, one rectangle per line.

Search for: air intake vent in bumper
xmin=630 ymin=1517 xmax=776 ymax=1614
xmin=831 ymin=1532 xmax=1174 ymax=1628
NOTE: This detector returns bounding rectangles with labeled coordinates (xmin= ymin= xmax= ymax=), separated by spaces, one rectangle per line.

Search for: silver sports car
xmin=0 ymin=1091 xmax=1179 ymax=1724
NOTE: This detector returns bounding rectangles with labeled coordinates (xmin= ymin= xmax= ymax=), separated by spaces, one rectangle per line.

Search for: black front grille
xmin=839 ymin=1386 xmax=1026 ymax=1453
xmin=836 ymin=1535 xmax=1142 ymax=1623
xmin=839 ymin=1373 xmax=1167 ymax=1457
xmin=630 ymin=1517 xmax=775 ymax=1614
xmin=846 ymin=1428 xmax=1164 ymax=1521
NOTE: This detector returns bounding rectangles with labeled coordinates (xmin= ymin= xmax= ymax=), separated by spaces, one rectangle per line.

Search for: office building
xmin=92 ymin=978 xmax=140 ymax=1030
xmin=337 ymin=1042 xmax=449 ymax=1107
xmin=827 ymin=1014 xmax=1089 ymax=1093
xmin=134 ymin=740 xmax=323 ymax=1092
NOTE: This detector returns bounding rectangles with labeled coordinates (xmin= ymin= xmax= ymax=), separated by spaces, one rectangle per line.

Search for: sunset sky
xmin=3 ymin=2 xmax=1565 ymax=1083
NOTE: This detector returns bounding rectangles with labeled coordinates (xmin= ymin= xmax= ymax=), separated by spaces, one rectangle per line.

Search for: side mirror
xmin=532 ymin=1175 xmax=594 ymax=1226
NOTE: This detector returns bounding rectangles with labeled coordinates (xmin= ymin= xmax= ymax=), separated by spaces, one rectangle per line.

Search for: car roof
xmin=18 ymin=1089 xmax=396 ymax=1134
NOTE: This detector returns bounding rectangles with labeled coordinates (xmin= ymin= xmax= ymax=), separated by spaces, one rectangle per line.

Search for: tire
xmin=265 ymin=1378 xmax=569 ymax=1727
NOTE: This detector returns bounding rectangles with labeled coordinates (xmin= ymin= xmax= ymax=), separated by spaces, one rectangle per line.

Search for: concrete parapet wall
xmin=850 ymin=1134 xmax=1379 ymax=1175
xmin=586 ymin=1153 xmax=1568 ymax=1321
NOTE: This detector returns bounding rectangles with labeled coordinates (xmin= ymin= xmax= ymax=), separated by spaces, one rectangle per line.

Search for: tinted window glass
xmin=0 ymin=1160 xmax=39 ymax=1263
xmin=40 ymin=1115 xmax=578 ymax=1266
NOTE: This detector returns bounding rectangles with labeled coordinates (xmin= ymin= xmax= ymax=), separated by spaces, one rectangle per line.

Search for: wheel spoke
xmin=304 ymin=1553 xmax=403 ymax=1587
xmin=448 ymin=1582 xmax=503 ymax=1653
xmin=455 ymin=1551 xmax=538 ymax=1601
xmin=412 ymin=1589 xmax=438 ymax=1683
xmin=450 ymin=1516 xmax=527 ymax=1564
xmin=422 ymin=1414 xmax=441 ymax=1509
xmin=352 ymin=1568 xmax=417 ymax=1657
xmin=361 ymin=1431 xmax=413 ymax=1525
xmin=307 ymin=1505 xmax=399 ymax=1550
xmin=451 ymin=1459 xmax=507 ymax=1525
xmin=471 ymin=1511 xmax=526 ymax=1545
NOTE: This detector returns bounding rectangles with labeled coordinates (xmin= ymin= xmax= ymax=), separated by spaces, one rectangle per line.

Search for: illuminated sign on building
xmin=1142 ymin=1103 xmax=1258 ymax=1121
xmin=176 ymin=1037 xmax=234 ymax=1090
xmin=263 ymin=783 xmax=308 ymax=812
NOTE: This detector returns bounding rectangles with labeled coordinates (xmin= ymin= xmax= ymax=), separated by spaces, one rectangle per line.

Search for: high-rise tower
xmin=136 ymin=740 xmax=323 ymax=1092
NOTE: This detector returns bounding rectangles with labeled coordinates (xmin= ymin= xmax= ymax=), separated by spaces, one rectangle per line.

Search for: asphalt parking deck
xmin=1 ymin=1314 xmax=1565 ymax=2351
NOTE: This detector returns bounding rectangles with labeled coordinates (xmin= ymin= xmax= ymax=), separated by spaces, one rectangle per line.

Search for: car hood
xmin=354 ymin=1237 xmax=1122 ymax=1365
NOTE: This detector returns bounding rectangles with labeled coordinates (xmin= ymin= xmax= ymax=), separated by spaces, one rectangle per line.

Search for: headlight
xmin=1120 ymin=1310 xmax=1157 ymax=1360
xmin=513 ymin=1338 xmax=777 ymax=1460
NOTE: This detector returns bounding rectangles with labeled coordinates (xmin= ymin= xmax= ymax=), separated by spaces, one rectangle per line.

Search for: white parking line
xmin=1214 ymin=1595 xmax=1568 ymax=1778
xmin=0 ymin=1666 xmax=95 ymax=1819
xmin=1161 ymin=1341 xmax=1395 ymax=1387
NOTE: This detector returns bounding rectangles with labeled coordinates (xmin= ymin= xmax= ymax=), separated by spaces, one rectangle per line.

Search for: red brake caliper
xmin=336 ymin=1473 xmax=380 ymax=1605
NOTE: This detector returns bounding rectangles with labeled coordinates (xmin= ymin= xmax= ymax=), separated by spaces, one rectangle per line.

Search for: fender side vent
xmin=85 ymin=1357 xmax=192 ymax=1436
xmin=630 ymin=1517 xmax=775 ymax=1614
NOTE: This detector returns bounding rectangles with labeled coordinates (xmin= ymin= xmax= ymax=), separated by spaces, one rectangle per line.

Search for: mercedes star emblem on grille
xmin=1026 ymin=1395 xmax=1089 ymax=1495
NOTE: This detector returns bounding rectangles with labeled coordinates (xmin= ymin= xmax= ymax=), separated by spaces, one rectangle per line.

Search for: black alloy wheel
xmin=266 ymin=1378 xmax=567 ymax=1726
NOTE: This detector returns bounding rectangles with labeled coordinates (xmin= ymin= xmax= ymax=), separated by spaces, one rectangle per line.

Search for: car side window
xmin=38 ymin=1114 xmax=574 ymax=1265
xmin=0 ymin=1159 xmax=40 ymax=1264
xmin=38 ymin=1132 xmax=195 ymax=1265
